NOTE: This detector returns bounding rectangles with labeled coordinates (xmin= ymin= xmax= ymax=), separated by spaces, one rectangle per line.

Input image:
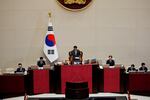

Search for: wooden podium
xmin=27 ymin=69 xmax=50 ymax=94
xmin=103 ymin=65 xmax=125 ymax=92
xmin=61 ymin=64 xmax=92 ymax=93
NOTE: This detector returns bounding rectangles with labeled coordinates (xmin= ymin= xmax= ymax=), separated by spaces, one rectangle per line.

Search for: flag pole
xmin=48 ymin=12 xmax=51 ymax=18
xmin=48 ymin=12 xmax=51 ymax=23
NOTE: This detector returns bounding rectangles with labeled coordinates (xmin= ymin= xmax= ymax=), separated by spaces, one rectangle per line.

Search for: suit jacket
xmin=71 ymin=50 xmax=82 ymax=58
xmin=15 ymin=67 xmax=25 ymax=73
xmin=127 ymin=67 xmax=137 ymax=72
xmin=69 ymin=49 xmax=83 ymax=64
xmin=106 ymin=59 xmax=115 ymax=66
xmin=139 ymin=66 xmax=148 ymax=72
xmin=37 ymin=60 xmax=46 ymax=67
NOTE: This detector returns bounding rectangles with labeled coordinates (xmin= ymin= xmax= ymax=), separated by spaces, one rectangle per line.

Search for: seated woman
xmin=106 ymin=55 xmax=115 ymax=66
xmin=127 ymin=64 xmax=137 ymax=72
xmin=69 ymin=46 xmax=83 ymax=65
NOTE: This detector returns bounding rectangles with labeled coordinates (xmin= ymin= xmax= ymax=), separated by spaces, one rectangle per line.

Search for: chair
xmin=65 ymin=82 xmax=89 ymax=99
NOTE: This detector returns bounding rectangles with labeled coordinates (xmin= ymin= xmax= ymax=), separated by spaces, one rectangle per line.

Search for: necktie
xmin=75 ymin=50 xmax=77 ymax=55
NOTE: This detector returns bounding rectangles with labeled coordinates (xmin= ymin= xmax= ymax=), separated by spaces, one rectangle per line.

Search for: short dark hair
xmin=40 ymin=57 xmax=43 ymax=59
xmin=141 ymin=62 xmax=145 ymax=66
xmin=73 ymin=46 xmax=77 ymax=48
xmin=131 ymin=64 xmax=135 ymax=67
xmin=109 ymin=55 xmax=113 ymax=58
xmin=18 ymin=63 xmax=22 ymax=65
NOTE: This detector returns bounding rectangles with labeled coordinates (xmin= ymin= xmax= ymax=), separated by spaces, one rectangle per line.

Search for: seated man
xmin=127 ymin=64 xmax=137 ymax=72
xmin=15 ymin=63 xmax=25 ymax=73
xmin=37 ymin=57 xmax=46 ymax=67
xmin=139 ymin=62 xmax=148 ymax=72
xmin=69 ymin=46 xmax=83 ymax=65
xmin=106 ymin=55 xmax=115 ymax=66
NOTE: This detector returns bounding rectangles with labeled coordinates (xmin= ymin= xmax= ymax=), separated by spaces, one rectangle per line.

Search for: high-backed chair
xmin=65 ymin=81 xmax=89 ymax=99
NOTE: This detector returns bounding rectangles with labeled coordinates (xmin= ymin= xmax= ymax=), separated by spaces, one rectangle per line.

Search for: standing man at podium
xmin=69 ymin=46 xmax=83 ymax=65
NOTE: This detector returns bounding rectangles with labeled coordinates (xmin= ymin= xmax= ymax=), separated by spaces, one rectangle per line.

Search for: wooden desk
xmin=0 ymin=74 xmax=25 ymax=98
xmin=127 ymin=72 xmax=150 ymax=95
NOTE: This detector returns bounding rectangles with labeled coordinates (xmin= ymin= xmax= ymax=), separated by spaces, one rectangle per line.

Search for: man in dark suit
xmin=127 ymin=64 xmax=137 ymax=72
xmin=106 ymin=55 xmax=115 ymax=66
xmin=69 ymin=46 xmax=83 ymax=65
xmin=139 ymin=62 xmax=148 ymax=72
xmin=37 ymin=57 xmax=46 ymax=67
xmin=15 ymin=63 xmax=25 ymax=73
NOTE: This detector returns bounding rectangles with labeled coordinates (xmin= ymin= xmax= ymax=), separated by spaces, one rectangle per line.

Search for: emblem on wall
xmin=56 ymin=0 xmax=93 ymax=11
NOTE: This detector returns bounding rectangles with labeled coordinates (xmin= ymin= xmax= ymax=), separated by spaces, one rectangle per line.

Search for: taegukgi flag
xmin=43 ymin=17 xmax=58 ymax=62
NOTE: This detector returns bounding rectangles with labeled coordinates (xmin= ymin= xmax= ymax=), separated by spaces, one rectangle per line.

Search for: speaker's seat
xmin=65 ymin=82 xmax=89 ymax=99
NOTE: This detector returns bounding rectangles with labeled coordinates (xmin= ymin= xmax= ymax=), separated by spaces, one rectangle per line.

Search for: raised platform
xmin=4 ymin=93 xmax=150 ymax=100
xmin=27 ymin=93 xmax=127 ymax=100
xmin=28 ymin=96 xmax=127 ymax=100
